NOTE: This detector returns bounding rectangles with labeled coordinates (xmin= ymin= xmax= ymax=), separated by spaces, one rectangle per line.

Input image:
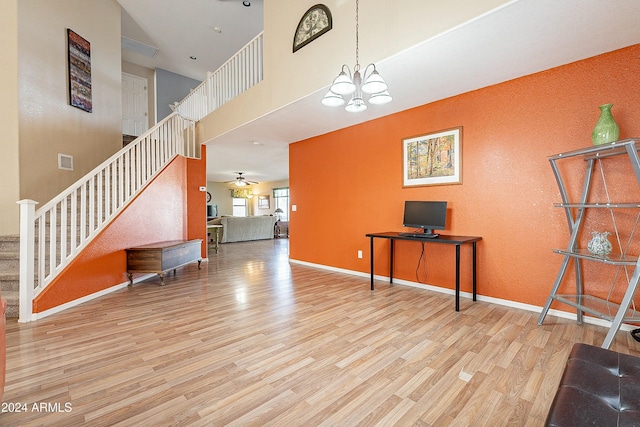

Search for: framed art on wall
xmin=402 ymin=127 xmax=462 ymax=187
xmin=67 ymin=29 xmax=92 ymax=113
xmin=293 ymin=4 xmax=332 ymax=52
xmin=258 ymin=195 xmax=270 ymax=209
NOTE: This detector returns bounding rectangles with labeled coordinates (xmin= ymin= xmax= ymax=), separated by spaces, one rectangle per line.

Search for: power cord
xmin=415 ymin=241 xmax=428 ymax=283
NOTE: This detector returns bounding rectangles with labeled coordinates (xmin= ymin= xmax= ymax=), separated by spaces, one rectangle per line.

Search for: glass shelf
xmin=553 ymin=249 xmax=638 ymax=265
xmin=553 ymin=202 xmax=640 ymax=208
xmin=539 ymin=139 xmax=640 ymax=348
xmin=554 ymin=294 xmax=640 ymax=323
xmin=549 ymin=138 xmax=640 ymax=161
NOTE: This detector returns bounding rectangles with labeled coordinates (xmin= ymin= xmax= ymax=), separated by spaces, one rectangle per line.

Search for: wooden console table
xmin=366 ymin=232 xmax=482 ymax=311
xmin=126 ymin=239 xmax=202 ymax=286
xmin=207 ymin=224 xmax=223 ymax=252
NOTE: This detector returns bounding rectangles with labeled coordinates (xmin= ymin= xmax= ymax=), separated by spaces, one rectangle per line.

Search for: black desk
xmin=366 ymin=232 xmax=482 ymax=311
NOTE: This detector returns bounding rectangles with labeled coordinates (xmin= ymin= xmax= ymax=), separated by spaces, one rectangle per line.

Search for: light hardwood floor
xmin=2 ymin=239 xmax=639 ymax=426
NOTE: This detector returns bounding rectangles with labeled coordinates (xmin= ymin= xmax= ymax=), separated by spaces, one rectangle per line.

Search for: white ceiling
xmin=118 ymin=0 xmax=640 ymax=184
xmin=118 ymin=0 xmax=264 ymax=82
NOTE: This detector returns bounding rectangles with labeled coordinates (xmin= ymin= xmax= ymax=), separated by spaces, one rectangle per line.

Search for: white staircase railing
xmin=17 ymin=112 xmax=197 ymax=322
xmin=17 ymin=30 xmax=262 ymax=323
xmin=172 ymin=32 xmax=264 ymax=121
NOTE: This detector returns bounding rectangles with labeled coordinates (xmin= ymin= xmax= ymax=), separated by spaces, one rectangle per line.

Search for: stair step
xmin=0 ymin=273 xmax=20 ymax=293
xmin=0 ymin=235 xmax=19 ymax=252
xmin=0 ymin=235 xmax=19 ymax=318
xmin=2 ymin=290 xmax=18 ymax=318
xmin=0 ymin=252 xmax=19 ymax=271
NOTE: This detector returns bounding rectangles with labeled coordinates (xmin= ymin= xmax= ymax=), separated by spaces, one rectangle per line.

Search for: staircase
xmin=10 ymin=32 xmax=264 ymax=322
xmin=0 ymin=235 xmax=19 ymax=318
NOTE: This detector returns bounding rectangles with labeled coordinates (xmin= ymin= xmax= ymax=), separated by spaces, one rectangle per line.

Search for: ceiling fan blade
xmin=225 ymin=172 xmax=259 ymax=186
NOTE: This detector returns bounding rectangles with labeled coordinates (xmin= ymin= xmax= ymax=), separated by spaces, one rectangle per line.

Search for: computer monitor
xmin=402 ymin=201 xmax=447 ymax=236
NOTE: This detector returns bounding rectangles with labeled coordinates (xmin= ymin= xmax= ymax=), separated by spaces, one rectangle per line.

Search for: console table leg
xmin=159 ymin=273 xmax=165 ymax=286
xmin=472 ymin=242 xmax=477 ymax=301
xmin=389 ymin=240 xmax=395 ymax=284
xmin=127 ymin=273 xmax=133 ymax=287
xmin=455 ymin=244 xmax=461 ymax=312
xmin=370 ymin=237 xmax=374 ymax=291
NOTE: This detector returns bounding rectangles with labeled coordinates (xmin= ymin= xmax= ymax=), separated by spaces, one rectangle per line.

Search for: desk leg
xmin=455 ymin=244 xmax=461 ymax=312
xmin=370 ymin=237 xmax=374 ymax=291
xmin=389 ymin=239 xmax=395 ymax=284
xmin=472 ymin=241 xmax=477 ymax=301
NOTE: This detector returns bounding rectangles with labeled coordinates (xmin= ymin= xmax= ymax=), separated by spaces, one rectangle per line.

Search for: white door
xmin=122 ymin=72 xmax=148 ymax=136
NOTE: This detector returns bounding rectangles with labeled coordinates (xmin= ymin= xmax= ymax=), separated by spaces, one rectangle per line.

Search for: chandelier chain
xmin=321 ymin=0 xmax=391 ymax=111
xmin=355 ymin=0 xmax=359 ymax=68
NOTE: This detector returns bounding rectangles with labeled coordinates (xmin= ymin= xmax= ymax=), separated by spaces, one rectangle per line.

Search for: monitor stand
xmin=398 ymin=230 xmax=440 ymax=238
xmin=422 ymin=229 xmax=439 ymax=238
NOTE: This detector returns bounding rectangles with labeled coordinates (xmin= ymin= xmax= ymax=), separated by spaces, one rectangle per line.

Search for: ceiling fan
xmin=227 ymin=172 xmax=258 ymax=187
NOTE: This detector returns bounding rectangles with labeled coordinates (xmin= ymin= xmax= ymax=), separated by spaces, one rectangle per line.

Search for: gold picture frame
xmin=402 ymin=127 xmax=462 ymax=187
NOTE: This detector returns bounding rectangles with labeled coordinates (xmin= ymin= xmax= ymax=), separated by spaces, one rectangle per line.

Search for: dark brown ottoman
xmin=546 ymin=343 xmax=640 ymax=426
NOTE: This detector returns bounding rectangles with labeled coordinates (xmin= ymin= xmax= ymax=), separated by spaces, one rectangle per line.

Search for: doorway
xmin=122 ymin=72 xmax=149 ymax=137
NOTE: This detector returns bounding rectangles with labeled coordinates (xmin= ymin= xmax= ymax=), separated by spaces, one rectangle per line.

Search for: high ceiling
xmin=118 ymin=0 xmax=264 ymax=82
xmin=118 ymin=0 xmax=640 ymax=184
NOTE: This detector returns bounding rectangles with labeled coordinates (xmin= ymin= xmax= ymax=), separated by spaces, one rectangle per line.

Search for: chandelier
xmin=321 ymin=0 xmax=391 ymax=112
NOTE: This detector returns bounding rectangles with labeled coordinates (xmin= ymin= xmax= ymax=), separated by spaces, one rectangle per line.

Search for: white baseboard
xmin=288 ymin=258 xmax=636 ymax=332
xmin=30 ymin=257 xmax=212 ymax=321
xmin=30 ymin=274 xmax=157 ymax=321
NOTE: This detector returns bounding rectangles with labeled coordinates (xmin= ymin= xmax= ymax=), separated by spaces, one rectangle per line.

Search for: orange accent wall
xmin=33 ymin=154 xmax=207 ymax=313
xmin=289 ymin=44 xmax=640 ymax=311
xmin=188 ymin=145 xmax=208 ymax=256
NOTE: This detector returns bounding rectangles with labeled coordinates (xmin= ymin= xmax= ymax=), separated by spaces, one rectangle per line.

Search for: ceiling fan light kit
xmin=228 ymin=172 xmax=258 ymax=187
xmin=322 ymin=0 xmax=391 ymax=113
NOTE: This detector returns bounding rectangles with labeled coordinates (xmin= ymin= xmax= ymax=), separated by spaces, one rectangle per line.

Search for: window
xmin=273 ymin=187 xmax=289 ymax=221
xmin=232 ymin=198 xmax=247 ymax=217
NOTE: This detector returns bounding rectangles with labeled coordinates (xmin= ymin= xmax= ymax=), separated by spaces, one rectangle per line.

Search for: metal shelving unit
xmin=538 ymin=139 xmax=640 ymax=348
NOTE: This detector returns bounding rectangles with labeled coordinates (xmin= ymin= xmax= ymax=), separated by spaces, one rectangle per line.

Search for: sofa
xmin=546 ymin=343 xmax=640 ymax=426
xmin=208 ymin=216 xmax=277 ymax=243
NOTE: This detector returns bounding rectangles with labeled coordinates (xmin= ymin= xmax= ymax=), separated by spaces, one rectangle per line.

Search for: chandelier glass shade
xmin=321 ymin=0 xmax=391 ymax=112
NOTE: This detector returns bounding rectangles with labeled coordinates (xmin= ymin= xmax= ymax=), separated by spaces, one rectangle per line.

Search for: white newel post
xmin=17 ymin=199 xmax=38 ymax=323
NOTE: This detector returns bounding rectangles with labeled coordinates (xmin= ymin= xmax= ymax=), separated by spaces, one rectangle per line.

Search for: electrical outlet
xmin=357 ymin=250 xmax=363 ymax=259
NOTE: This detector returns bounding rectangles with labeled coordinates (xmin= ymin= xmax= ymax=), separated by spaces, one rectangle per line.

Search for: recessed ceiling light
xmin=213 ymin=26 xmax=222 ymax=33
xmin=252 ymin=141 xmax=263 ymax=146
xmin=242 ymin=1 xmax=250 ymax=6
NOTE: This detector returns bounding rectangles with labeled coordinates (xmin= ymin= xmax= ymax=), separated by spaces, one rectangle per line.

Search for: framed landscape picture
xmin=67 ymin=29 xmax=92 ymax=112
xmin=402 ymin=127 xmax=462 ymax=187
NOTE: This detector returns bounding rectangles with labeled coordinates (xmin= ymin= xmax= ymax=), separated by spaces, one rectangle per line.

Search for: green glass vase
xmin=591 ymin=103 xmax=620 ymax=145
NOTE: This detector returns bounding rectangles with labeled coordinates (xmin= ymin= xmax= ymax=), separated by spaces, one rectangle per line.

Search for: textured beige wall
xmin=18 ymin=0 xmax=122 ymax=206
xmin=198 ymin=0 xmax=510 ymax=142
xmin=0 ymin=0 xmax=20 ymax=234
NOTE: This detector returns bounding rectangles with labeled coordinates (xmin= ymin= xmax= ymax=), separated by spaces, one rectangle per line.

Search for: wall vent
xmin=58 ymin=153 xmax=73 ymax=171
